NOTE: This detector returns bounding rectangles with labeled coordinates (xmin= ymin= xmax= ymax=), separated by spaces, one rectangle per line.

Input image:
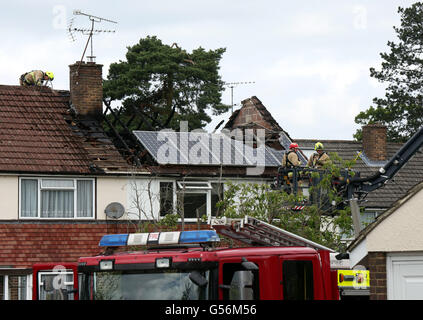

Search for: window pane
xmin=77 ymin=180 xmax=93 ymax=217
xmin=39 ymin=273 xmax=74 ymax=300
xmin=0 ymin=276 xmax=4 ymax=300
xmin=160 ymin=182 xmax=174 ymax=216
xmin=177 ymin=181 xmax=211 ymax=189
xmin=211 ymin=183 xmax=224 ymax=216
xmin=41 ymin=190 xmax=74 ymax=218
xmin=283 ymin=260 xmax=314 ymax=300
xmin=21 ymin=179 xmax=38 ymax=217
xmin=177 ymin=193 xmax=207 ymax=219
xmin=8 ymin=275 xmax=27 ymax=300
xmin=41 ymin=179 xmax=74 ymax=188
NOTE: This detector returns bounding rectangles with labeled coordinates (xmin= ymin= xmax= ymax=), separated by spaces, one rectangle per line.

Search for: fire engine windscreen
xmin=82 ymin=270 xmax=210 ymax=300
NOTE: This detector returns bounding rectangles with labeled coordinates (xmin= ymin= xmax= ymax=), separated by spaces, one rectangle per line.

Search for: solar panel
xmin=265 ymin=146 xmax=283 ymax=166
xmin=133 ymin=130 xmax=284 ymax=167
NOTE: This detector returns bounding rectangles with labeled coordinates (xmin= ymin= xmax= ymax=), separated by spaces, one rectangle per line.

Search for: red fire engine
xmin=32 ymin=216 xmax=368 ymax=300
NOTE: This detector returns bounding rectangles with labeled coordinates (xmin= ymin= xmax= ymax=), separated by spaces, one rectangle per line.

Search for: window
xmin=160 ymin=182 xmax=174 ymax=216
xmin=20 ymin=178 xmax=94 ymax=219
xmin=282 ymin=260 xmax=314 ymax=300
xmin=38 ymin=270 xmax=75 ymax=300
xmin=211 ymin=183 xmax=224 ymax=216
xmin=176 ymin=181 xmax=212 ymax=190
xmin=165 ymin=181 xmax=224 ymax=220
xmin=1 ymin=274 xmax=31 ymax=300
xmin=177 ymin=192 xmax=207 ymax=219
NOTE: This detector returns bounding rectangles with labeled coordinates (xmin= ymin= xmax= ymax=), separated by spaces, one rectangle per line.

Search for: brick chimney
xmin=69 ymin=61 xmax=103 ymax=119
xmin=362 ymin=123 xmax=387 ymax=161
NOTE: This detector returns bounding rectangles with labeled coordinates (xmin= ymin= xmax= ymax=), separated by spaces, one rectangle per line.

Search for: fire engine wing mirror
xmin=189 ymin=271 xmax=208 ymax=287
xmin=241 ymin=257 xmax=259 ymax=271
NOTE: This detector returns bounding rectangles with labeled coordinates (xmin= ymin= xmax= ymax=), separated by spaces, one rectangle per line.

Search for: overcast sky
xmin=0 ymin=1 xmax=418 ymax=140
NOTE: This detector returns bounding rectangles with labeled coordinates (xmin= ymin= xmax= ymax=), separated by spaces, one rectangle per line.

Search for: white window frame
xmin=19 ymin=177 xmax=95 ymax=220
xmin=176 ymin=181 xmax=212 ymax=190
xmin=159 ymin=180 xmax=224 ymax=222
xmin=38 ymin=270 xmax=74 ymax=300
xmin=177 ymin=189 xmax=209 ymax=221
xmin=159 ymin=180 xmax=177 ymax=217
xmin=3 ymin=274 xmax=32 ymax=300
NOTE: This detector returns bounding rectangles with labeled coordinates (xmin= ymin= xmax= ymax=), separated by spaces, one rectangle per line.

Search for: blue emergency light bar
xmin=99 ymin=230 xmax=220 ymax=247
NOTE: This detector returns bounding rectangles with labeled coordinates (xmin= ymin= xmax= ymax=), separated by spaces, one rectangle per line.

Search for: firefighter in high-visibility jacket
xmin=281 ymin=143 xmax=302 ymax=168
xmin=19 ymin=70 xmax=54 ymax=86
xmin=307 ymin=142 xmax=331 ymax=169
xmin=281 ymin=143 xmax=303 ymax=195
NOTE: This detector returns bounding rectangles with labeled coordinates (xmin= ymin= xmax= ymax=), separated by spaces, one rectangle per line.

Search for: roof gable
xmin=348 ymin=181 xmax=423 ymax=253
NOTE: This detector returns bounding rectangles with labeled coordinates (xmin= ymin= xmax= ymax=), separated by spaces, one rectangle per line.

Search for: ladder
xmin=208 ymin=215 xmax=334 ymax=252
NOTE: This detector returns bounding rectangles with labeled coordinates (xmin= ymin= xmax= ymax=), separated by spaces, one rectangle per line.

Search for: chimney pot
xmin=362 ymin=123 xmax=387 ymax=161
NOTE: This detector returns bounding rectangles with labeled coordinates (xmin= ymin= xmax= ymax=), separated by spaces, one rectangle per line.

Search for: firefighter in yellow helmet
xmin=19 ymin=70 xmax=54 ymax=86
xmin=307 ymin=142 xmax=331 ymax=169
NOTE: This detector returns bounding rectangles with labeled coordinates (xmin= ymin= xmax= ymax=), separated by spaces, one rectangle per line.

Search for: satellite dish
xmin=104 ymin=202 xmax=125 ymax=219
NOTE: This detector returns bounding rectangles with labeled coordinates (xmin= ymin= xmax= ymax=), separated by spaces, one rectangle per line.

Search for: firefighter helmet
xmin=289 ymin=143 xmax=299 ymax=149
xmin=45 ymin=71 xmax=54 ymax=81
xmin=314 ymin=142 xmax=324 ymax=151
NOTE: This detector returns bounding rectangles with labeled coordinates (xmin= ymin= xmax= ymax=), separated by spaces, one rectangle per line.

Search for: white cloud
xmin=277 ymin=12 xmax=335 ymax=37
xmin=258 ymin=56 xmax=370 ymax=139
xmin=352 ymin=5 xmax=368 ymax=30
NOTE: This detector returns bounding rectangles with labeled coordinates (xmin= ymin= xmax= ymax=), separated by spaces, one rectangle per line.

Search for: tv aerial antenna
xmin=68 ymin=10 xmax=117 ymax=63
xmin=223 ymin=81 xmax=255 ymax=113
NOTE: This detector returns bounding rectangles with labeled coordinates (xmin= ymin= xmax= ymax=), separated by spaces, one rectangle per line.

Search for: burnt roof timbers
xmin=102 ymin=100 xmax=152 ymax=167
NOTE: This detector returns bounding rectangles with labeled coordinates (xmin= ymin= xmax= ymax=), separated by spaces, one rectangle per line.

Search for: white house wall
xmin=0 ymin=173 xmax=271 ymax=221
xmin=0 ymin=174 xmax=130 ymax=221
xmin=0 ymin=175 xmax=18 ymax=219
xmin=96 ymin=176 xmax=129 ymax=220
xmin=367 ymin=186 xmax=423 ymax=252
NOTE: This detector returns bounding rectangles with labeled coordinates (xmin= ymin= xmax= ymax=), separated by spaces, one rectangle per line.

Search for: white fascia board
xmin=349 ymin=238 xmax=368 ymax=268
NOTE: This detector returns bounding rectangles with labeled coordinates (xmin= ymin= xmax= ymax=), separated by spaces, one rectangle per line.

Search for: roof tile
xmin=0 ymin=85 xmax=130 ymax=174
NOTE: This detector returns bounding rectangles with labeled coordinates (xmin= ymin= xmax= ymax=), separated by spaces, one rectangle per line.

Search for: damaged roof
xmin=0 ymin=85 xmax=131 ymax=174
xmin=223 ymin=96 xmax=291 ymax=150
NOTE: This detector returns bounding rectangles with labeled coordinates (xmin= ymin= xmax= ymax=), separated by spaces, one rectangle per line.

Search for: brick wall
xmin=367 ymin=252 xmax=387 ymax=300
xmin=0 ymin=222 xmax=212 ymax=269
xmin=232 ymin=98 xmax=272 ymax=131
xmin=69 ymin=61 xmax=103 ymax=119
xmin=362 ymin=124 xmax=387 ymax=161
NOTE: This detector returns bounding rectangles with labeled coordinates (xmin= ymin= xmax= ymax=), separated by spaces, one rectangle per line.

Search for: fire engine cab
xmin=32 ymin=216 xmax=369 ymax=300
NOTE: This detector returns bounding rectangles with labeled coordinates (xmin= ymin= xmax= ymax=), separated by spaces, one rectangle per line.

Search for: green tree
xmin=103 ymin=36 xmax=229 ymax=131
xmin=354 ymin=2 xmax=423 ymax=142
xmin=217 ymin=153 xmax=355 ymax=252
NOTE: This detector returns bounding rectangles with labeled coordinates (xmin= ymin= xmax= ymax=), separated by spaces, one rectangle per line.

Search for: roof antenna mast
xmin=224 ymin=81 xmax=255 ymax=113
xmin=68 ymin=10 xmax=117 ymax=63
